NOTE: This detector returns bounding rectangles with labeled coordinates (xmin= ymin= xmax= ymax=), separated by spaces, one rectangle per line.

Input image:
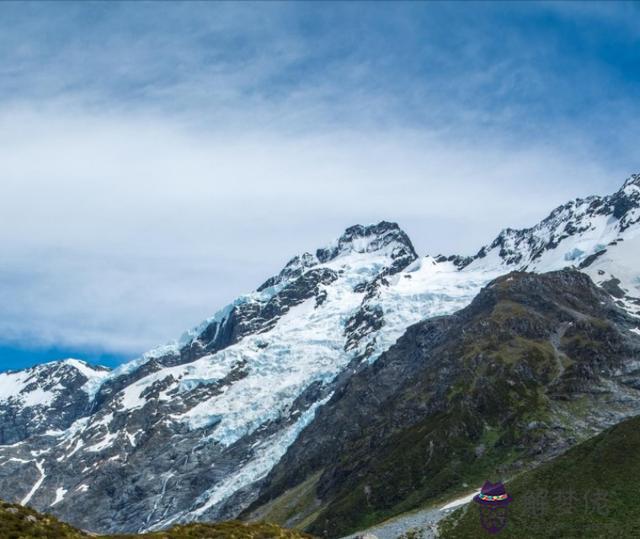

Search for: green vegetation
xmin=245 ymin=472 xmax=324 ymax=531
xmin=107 ymin=521 xmax=313 ymax=539
xmin=439 ymin=414 xmax=640 ymax=538
xmin=306 ymin=406 xmax=521 ymax=537
xmin=306 ymin=305 xmax=621 ymax=537
xmin=0 ymin=499 xmax=87 ymax=539
xmin=487 ymin=299 xmax=539 ymax=324
xmin=0 ymin=500 xmax=313 ymax=539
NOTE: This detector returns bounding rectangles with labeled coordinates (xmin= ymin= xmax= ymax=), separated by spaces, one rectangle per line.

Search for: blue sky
xmin=1 ymin=2 xmax=639 ymax=371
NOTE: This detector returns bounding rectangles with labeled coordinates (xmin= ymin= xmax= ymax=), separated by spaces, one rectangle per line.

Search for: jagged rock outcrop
xmin=463 ymin=174 xmax=640 ymax=275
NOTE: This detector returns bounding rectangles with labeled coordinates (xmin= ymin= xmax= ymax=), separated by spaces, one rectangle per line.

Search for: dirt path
xmin=341 ymin=490 xmax=479 ymax=539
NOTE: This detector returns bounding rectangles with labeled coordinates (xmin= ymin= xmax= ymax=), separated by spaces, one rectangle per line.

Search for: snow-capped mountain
xmin=0 ymin=175 xmax=639 ymax=534
xmin=0 ymin=360 xmax=109 ymax=445
xmin=465 ymin=174 xmax=640 ymax=289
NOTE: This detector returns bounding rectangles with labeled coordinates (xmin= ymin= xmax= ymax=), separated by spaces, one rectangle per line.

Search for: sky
xmin=1 ymin=2 xmax=639 ymax=371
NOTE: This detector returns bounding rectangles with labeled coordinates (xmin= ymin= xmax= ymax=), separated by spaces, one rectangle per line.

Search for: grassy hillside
xmin=439 ymin=414 xmax=640 ymax=538
xmin=0 ymin=499 xmax=87 ymax=538
xmin=0 ymin=499 xmax=312 ymax=539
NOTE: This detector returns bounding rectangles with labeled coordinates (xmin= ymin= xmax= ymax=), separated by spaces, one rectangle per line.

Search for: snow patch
xmin=85 ymin=432 xmax=118 ymax=453
xmin=0 ymin=370 xmax=56 ymax=407
xmin=20 ymin=460 xmax=45 ymax=505
xmin=63 ymin=359 xmax=110 ymax=398
xmin=50 ymin=487 xmax=67 ymax=507
xmin=7 ymin=457 xmax=30 ymax=464
xmin=441 ymin=490 xmax=480 ymax=510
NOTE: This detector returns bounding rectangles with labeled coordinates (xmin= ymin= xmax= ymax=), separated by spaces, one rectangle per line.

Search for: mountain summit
xmin=464 ymin=173 xmax=640 ymax=278
xmin=316 ymin=221 xmax=417 ymax=265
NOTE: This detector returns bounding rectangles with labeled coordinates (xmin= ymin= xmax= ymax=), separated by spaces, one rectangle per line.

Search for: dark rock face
xmin=257 ymin=253 xmax=318 ymax=292
xmin=248 ymin=270 xmax=640 ymax=537
xmin=344 ymin=304 xmax=384 ymax=353
xmin=612 ymin=174 xmax=640 ymax=225
xmin=435 ymin=254 xmax=473 ymax=269
xmin=315 ymin=222 xmax=417 ymax=266
xmin=600 ymin=277 xmax=626 ymax=299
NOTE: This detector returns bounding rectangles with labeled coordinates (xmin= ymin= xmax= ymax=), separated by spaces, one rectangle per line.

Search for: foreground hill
xmin=439 ymin=414 xmax=640 ymax=538
xmin=0 ymin=499 xmax=311 ymax=539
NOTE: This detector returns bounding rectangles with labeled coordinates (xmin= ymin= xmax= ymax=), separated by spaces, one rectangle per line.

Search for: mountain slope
xmin=439 ymin=413 xmax=640 ymax=538
xmin=464 ymin=174 xmax=640 ymax=317
xmin=0 ymin=360 xmax=109 ymax=445
xmin=245 ymin=269 xmax=640 ymax=536
xmin=1 ymin=175 xmax=639 ymax=534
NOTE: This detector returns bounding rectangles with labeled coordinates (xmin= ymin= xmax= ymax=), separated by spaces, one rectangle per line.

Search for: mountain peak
xmin=256 ymin=222 xmax=416 ymax=293
xmin=463 ymin=173 xmax=640 ymax=271
xmin=316 ymin=221 xmax=417 ymax=263
xmin=610 ymin=173 xmax=640 ymax=225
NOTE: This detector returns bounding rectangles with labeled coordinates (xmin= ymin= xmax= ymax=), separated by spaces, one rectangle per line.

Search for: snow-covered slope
xmin=0 ymin=360 xmax=109 ymax=445
xmin=0 ymin=222 xmax=442 ymax=532
xmin=0 ymin=175 xmax=639 ymax=533
xmin=465 ymin=174 xmax=640 ymax=296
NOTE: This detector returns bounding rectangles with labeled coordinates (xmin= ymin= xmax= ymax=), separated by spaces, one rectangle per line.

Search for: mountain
xmin=462 ymin=173 xmax=640 ymax=276
xmin=0 ymin=175 xmax=639 ymax=535
xmin=0 ymin=360 xmax=110 ymax=445
xmin=0 ymin=498 xmax=310 ymax=538
xmin=438 ymin=413 xmax=640 ymax=538
xmin=1 ymin=221 xmax=442 ymax=534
